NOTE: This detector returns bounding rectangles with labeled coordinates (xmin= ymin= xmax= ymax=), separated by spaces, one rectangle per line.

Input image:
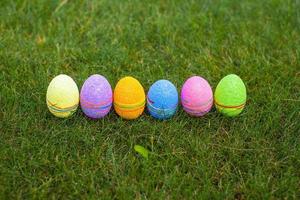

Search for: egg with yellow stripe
xmin=114 ymin=76 xmax=145 ymax=119
xmin=46 ymin=74 xmax=79 ymax=118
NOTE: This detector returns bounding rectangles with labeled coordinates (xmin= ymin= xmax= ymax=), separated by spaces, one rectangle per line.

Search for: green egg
xmin=214 ymin=74 xmax=247 ymax=117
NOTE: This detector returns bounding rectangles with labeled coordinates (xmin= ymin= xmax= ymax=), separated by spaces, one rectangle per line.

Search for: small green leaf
xmin=134 ymin=145 xmax=149 ymax=159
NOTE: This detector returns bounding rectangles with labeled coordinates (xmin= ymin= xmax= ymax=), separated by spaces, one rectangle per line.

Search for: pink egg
xmin=181 ymin=76 xmax=213 ymax=116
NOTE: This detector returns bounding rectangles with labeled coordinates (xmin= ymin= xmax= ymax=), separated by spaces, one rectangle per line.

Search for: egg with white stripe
xmin=147 ymin=80 xmax=178 ymax=120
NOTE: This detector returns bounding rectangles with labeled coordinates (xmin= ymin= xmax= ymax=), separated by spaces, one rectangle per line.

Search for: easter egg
xmin=80 ymin=74 xmax=113 ymax=119
xmin=114 ymin=76 xmax=145 ymax=119
xmin=214 ymin=74 xmax=247 ymax=117
xmin=46 ymin=74 xmax=79 ymax=118
xmin=181 ymin=76 xmax=213 ymax=116
xmin=147 ymin=80 xmax=178 ymax=120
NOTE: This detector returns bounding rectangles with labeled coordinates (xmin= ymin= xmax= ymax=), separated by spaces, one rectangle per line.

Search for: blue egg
xmin=147 ymin=80 xmax=178 ymax=120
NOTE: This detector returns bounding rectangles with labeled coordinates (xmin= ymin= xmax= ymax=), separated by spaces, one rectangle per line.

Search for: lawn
xmin=0 ymin=0 xmax=299 ymax=199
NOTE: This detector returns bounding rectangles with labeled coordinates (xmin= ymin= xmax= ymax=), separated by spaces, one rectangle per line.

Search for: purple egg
xmin=80 ymin=74 xmax=113 ymax=119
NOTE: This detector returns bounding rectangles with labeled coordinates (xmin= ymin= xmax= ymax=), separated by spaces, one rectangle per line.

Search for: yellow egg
xmin=46 ymin=74 xmax=79 ymax=118
xmin=114 ymin=76 xmax=145 ymax=119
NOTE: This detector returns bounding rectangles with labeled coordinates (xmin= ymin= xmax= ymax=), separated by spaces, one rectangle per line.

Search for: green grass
xmin=0 ymin=0 xmax=299 ymax=199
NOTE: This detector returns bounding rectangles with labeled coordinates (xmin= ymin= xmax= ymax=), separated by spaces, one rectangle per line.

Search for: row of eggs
xmin=46 ymin=74 xmax=247 ymax=120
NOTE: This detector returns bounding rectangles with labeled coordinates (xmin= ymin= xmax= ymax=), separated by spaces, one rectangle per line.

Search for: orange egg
xmin=114 ymin=76 xmax=145 ymax=119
